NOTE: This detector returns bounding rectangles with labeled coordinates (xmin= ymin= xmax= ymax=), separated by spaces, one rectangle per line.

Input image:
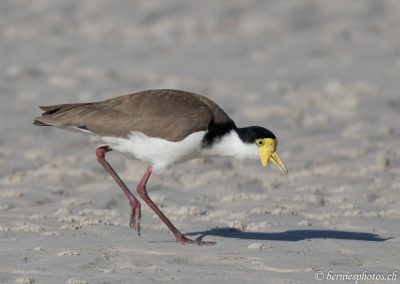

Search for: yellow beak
xmin=259 ymin=140 xmax=288 ymax=175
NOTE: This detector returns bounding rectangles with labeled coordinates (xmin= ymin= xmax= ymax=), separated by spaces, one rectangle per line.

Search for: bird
xmin=34 ymin=89 xmax=287 ymax=245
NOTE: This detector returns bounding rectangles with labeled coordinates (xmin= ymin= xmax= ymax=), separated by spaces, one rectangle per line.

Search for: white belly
xmin=100 ymin=131 xmax=206 ymax=170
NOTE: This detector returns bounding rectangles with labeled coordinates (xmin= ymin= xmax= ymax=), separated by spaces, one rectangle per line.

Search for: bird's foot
xmin=175 ymin=235 xmax=216 ymax=246
xmin=129 ymin=199 xmax=141 ymax=236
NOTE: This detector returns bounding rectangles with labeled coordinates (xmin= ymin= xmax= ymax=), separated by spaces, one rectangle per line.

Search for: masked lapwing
xmin=34 ymin=89 xmax=287 ymax=245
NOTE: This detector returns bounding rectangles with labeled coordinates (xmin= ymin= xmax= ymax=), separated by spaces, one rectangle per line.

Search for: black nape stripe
xmin=201 ymin=122 xmax=276 ymax=148
xmin=236 ymin=126 xmax=276 ymax=143
xmin=78 ymin=125 xmax=89 ymax=130
xmin=202 ymin=120 xmax=236 ymax=148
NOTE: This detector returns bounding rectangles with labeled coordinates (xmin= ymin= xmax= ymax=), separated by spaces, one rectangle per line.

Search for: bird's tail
xmin=33 ymin=103 xmax=90 ymax=127
xmin=33 ymin=119 xmax=49 ymax=126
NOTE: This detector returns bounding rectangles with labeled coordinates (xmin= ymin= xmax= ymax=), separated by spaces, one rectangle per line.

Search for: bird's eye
xmin=256 ymin=139 xmax=265 ymax=147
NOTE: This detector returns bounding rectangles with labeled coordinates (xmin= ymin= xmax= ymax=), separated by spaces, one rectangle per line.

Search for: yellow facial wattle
xmin=256 ymin=138 xmax=288 ymax=175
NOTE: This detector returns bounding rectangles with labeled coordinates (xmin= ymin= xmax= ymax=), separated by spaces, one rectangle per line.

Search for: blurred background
xmin=1 ymin=1 xmax=399 ymax=283
xmin=1 ymin=1 xmax=400 ymax=136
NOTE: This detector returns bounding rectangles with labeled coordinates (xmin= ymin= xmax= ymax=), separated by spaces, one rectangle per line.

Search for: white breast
xmin=100 ymin=131 xmax=206 ymax=171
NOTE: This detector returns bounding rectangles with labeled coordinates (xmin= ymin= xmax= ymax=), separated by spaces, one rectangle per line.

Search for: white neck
xmin=201 ymin=130 xmax=259 ymax=160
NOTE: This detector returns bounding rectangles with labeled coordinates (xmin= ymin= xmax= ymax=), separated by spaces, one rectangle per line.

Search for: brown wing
xmin=34 ymin=89 xmax=232 ymax=142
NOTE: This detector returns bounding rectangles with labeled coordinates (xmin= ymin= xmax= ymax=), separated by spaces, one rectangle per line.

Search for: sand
xmin=1 ymin=1 xmax=399 ymax=283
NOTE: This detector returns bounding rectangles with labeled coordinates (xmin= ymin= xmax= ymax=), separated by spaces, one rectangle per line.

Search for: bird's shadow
xmin=186 ymin=227 xmax=390 ymax=242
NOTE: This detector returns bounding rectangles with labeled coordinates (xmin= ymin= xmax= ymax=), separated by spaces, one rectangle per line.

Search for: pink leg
xmin=96 ymin=146 xmax=142 ymax=235
xmin=136 ymin=166 xmax=215 ymax=245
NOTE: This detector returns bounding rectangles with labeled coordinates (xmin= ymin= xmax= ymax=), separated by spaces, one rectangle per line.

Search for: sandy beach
xmin=1 ymin=1 xmax=399 ymax=283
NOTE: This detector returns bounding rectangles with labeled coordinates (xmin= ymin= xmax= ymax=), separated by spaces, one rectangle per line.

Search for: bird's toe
xmin=176 ymin=235 xmax=216 ymax=246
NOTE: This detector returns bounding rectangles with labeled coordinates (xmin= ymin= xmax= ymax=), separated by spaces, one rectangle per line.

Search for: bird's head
xmin=237 ymin=126 xmax=288 ymax=175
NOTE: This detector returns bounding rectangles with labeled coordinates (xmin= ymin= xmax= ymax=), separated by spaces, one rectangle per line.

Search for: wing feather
xmin=34 ymin=89 xmax=232 ymax=142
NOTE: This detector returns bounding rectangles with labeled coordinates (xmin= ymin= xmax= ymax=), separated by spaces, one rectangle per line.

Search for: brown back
xmin=34 ymin=89 xmax=232 ymax=141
